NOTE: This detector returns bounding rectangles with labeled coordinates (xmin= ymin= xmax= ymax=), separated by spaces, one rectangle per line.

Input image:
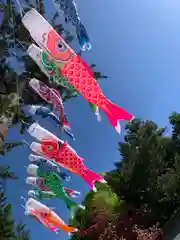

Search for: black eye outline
xmin=56 ymin=40 xmax=67 ymax=53
xmin=47 ymin=145 xmax=53 ymax=150
xmin=58 ymin=142 xmax=62 ymax=149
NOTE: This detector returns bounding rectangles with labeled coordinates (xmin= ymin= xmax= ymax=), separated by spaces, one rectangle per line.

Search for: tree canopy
xmin=0 ymin=165 xmax=29 ymax=239
xmin=71 ymin=113 xmax=180 ymax=239
xmin=70 ymin=182 xmax=125 ymax=240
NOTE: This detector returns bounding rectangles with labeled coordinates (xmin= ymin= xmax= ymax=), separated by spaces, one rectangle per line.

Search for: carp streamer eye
xmin=47 ymin=145 xmax=53 ymax=150
xmin=42 ymin=139 xmax=59 ymax=156
xmin=56 ymin=40 xmax=66 ymax=52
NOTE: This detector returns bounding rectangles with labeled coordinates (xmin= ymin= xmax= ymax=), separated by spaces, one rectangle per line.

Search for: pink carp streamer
xmin=24 ymin=198 xmax=78 ymax=233
xmin=30 ymin=139 xmax=106 ymax=192
xmin=29 ymin=78 xmax=66 ymax=129
xmin=22 ymin=8 xmax=134 ymax=133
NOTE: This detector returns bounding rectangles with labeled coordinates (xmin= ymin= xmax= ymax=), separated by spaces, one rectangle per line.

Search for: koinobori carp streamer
xmin=22 ymin=8 xmax=134 ymax=134
xmin=28 ymin=154 xmax=71 ymax=181
xmin=26 ymin=164 xmax=85 ymax=219
xmin=25 ymin=104 xmax=75 ymax=140
xmin=52 ymin=0 xmax=91 ymax=51
xmin=30 ymin=139 xmax=107 ymax=192
xmin=24 ymin=198 xmax=78 ymax=233
xmin=29 ymin=78 xmax=65 ymax=128
xmin=24 ymin=121 xmax=106 ymax=190
xmin=19 ymin=4 xmax=135 ymax=236
xmin=27 ymin=43 xmax=100 ymax=121
xmin=25 ymin=122 xmax=107 ymax=191
xmin=28 ymin=188 xmax=80 ymax=200
xmin=26 ymin=176 xmax=79 ymax=198
xmin=28 ymin=189 xmax=56 ymax=200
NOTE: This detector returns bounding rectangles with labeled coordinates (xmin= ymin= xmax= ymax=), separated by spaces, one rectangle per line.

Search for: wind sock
xmin=24 ymin=121 xmax=106 ymax=191
xmin=27 ymin=44 xmax=100 ymax=121
xmin=26 ymin=176 xmax=80 ymax=198
xmin=29 ymin=78 xmax=64 ymax=127
xmin=25 ymin=105 xmax=75 ymax=140
xmin=28 ymin=189 xmax=56 ymax=200
xmin=26 ymin=164 xmax=85 ymax=218
xmin=28 ymin=154 xmax=71 ymax=182
xmin=22 ymin=8 xmax=133 ymax=133
xmin=52 ymin=0 xmax=91 ymax=51
xmin=30 ymin=140 xmax=106 ymax=192
xmin=28 ymin=188 xmax=80 ymax=200
xmin=26 ymin=176 xmax=50 ymax=191
xmin=25 ymin=207 xmax=60 ymax=234
xmin=24 ymin=197 xmax=78 ymax=233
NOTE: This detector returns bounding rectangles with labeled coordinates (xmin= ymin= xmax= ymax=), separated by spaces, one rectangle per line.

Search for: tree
xmin=0 ymin=191 xmax=29 ymax=240
xmin=0 ymin=164 xmax=29 ymax=239
xmin=70 ymin=183 xmax=124 ymax=240
xmin=0 ymin=165 xmax=18 ymax=195
xmin=0 ymin=194 xmax=15 ymax=240
xmin=98 ymin=217 xmax=163 ymax=240
xmin=13 ymin=223 xmax=30 ymax=240
xmin=0 ymin=165 xmax=18 ymax=180
xmin=71 ymin=113 xmax=180 ymax=239
xmin=105 ymin=115 xmax=180 ymax=226
xmin=90 ymin=64 xmax=108 ymax=80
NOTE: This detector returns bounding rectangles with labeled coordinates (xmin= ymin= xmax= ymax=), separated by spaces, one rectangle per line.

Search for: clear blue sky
xmin=2 ymin=0 xmax=180 ymax=239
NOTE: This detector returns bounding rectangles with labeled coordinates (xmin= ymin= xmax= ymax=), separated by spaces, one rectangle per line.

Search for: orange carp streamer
xmin=24 ymin=198 xmax=78 ymax=233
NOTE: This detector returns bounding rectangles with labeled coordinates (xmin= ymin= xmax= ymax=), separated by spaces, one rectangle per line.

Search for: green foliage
xmin=0 ymin=198 xmax=15 ymax=240
xmin=13 ymin=223 xmax=29 ymax=240
xmin=106 ymin=117 xmax=180 ymax=225
xmin=0 ymin=165 xmax=29 ymax=239
xmin=71 ymin=183 xmax=124 ymax=240
xmin=90 ymin=183 xmax=124 ymax=216
xmin=71 ymin=113 xmax=180 ymax=239
xmin=0 ymin=165 xmax=18 ymax=180
xmin=0 ymin=141 xmax=24 ymax=156
xmin=0 ymin=191 xmax=29 ymax=239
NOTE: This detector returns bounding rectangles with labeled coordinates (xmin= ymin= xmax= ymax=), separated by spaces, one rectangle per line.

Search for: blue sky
xmin=2 ymin=0 xmax=180 ymax=239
